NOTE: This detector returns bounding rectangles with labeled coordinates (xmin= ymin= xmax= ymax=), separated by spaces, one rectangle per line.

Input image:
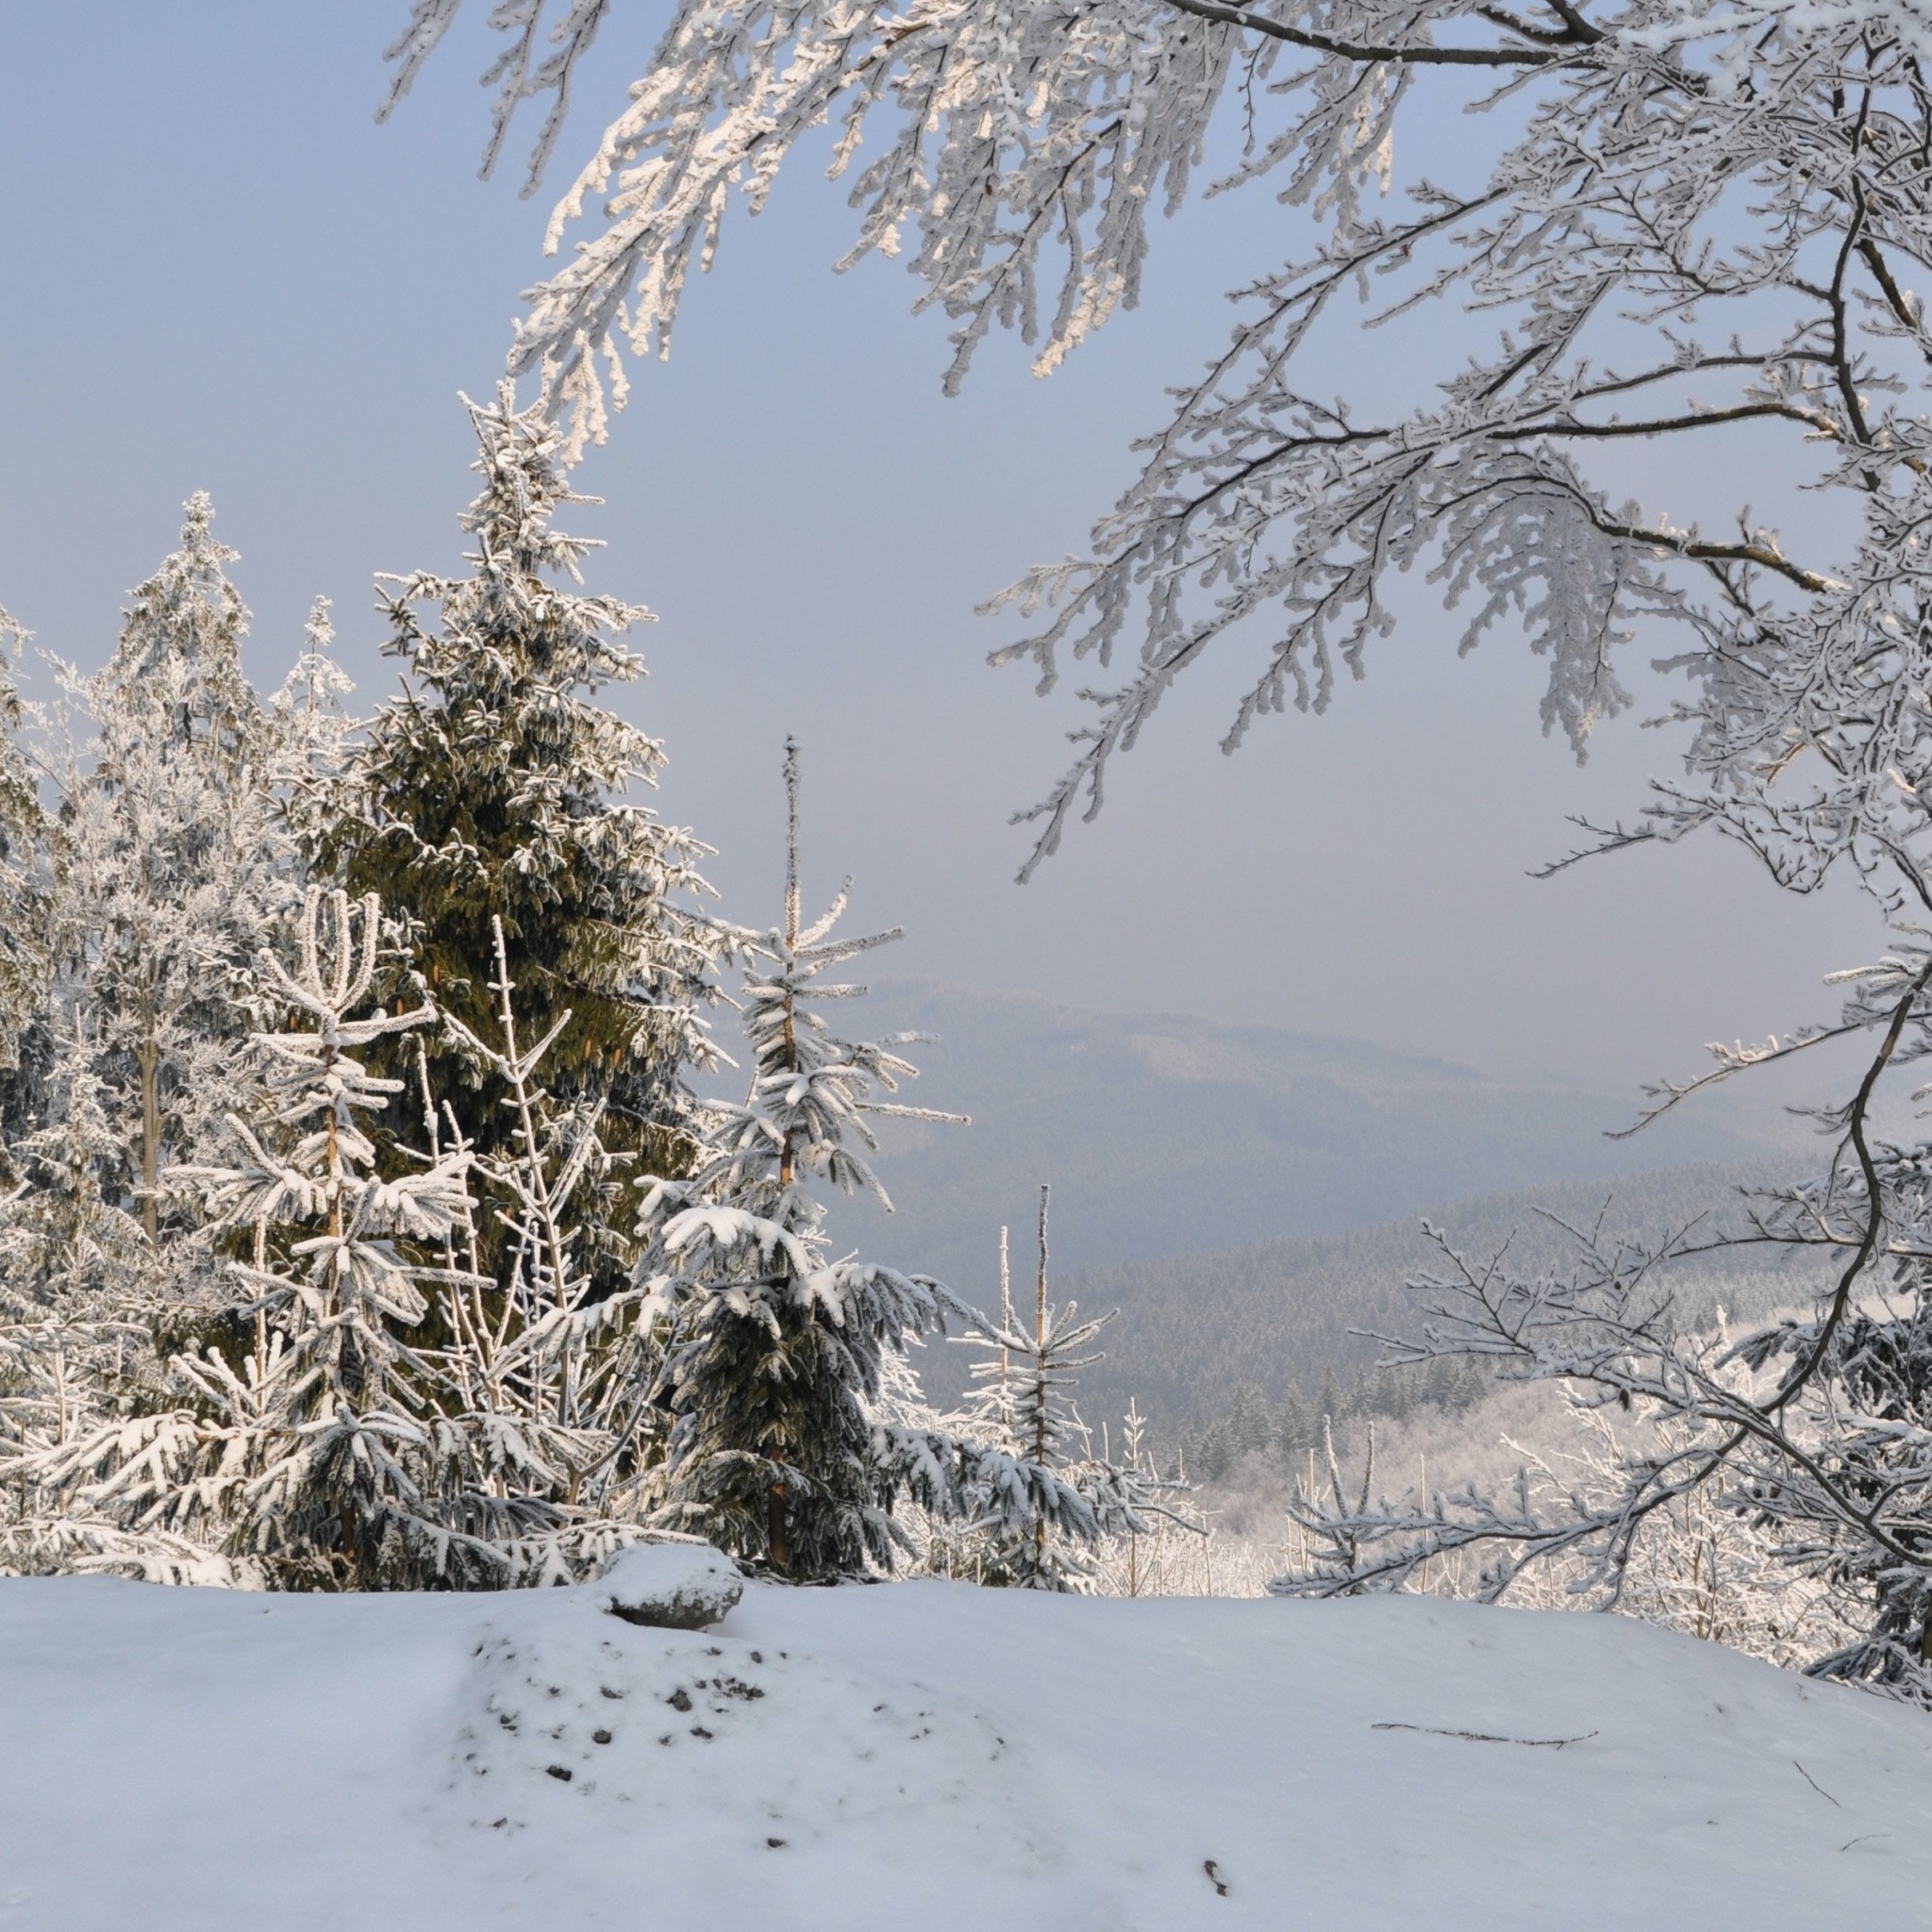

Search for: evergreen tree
xmin=0 ymin=1008 xmax=151 ymax=1309
xmin=0 ymin=1004 xmax=196 ymax=1581
xmin=1228 ymin=1383 xmax=1272 ymax=1462
xmin=1272 ymin=1390 xmax=1312 ymax=1474
xmin=426 ymin=908 xmax=677 ymax=1550
xmin=324 ymin=386 xmax=720 ymax=1294
xmin=1316 ymin=1366 xmax=1349 ymax=1438
xmin=24 ymin=497 xmax=293 ymax=1265
xmin=158 ymin=888 xmax=481 ymax=1587
xmin=631 ymin=741 xmax=980 ymax=1579
xmin=953 ymin=1186 xmax=1151 ymax=1589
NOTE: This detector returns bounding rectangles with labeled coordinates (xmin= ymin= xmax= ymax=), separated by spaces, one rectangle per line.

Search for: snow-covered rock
xmin=598 ymin=1541 xmax=743 ymax=1630
xmin=1 ymin=1574 xmax=1928 ymax=1929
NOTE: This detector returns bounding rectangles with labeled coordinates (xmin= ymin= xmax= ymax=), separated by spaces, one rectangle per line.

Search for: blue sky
xmin=0 ymin=2 xmax=1876 ymax=1090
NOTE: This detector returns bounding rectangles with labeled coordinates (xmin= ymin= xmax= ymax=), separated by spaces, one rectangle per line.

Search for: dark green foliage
xmin=323 ymin=391 xmax=719 ymax=1291
xmin=658 ymin=1179 xmax=916 ymax=1581
xmin=638 ymin=745 xmax=968 ymax=1581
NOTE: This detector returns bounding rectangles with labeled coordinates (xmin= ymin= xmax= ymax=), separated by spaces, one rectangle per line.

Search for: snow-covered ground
xmin=1 ymin=1565 xmax=1925 ymax=1929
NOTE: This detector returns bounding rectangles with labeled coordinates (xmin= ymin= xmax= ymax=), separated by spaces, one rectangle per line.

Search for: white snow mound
xmin=597 ymin=1540 xmax=743 ymax=1629
xmin=2 ymin=1573 xmax=1929 ymax=1930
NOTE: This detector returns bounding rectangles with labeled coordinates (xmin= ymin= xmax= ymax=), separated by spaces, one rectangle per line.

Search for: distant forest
xmin=1006 ymin=1161 xmax=1814 ymax=1477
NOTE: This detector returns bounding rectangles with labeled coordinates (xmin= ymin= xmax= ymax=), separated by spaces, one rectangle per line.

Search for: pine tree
xmin=41 ymin=497 xmax=293 ymax=1255
xmin=631 ymin=740 xmax=974 ymax=1580
xmin=324 ymin=386 xmax=720 ymax=1295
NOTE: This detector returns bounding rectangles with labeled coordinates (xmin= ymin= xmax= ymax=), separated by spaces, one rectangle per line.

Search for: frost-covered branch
xmin=1273 ymin=951 xmax=1932 ymax=1692
xmin=390 ymin=0 xmax=1932 ymax=884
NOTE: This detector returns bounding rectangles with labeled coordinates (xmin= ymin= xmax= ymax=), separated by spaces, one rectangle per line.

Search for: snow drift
xmin=0 ymin=1571 xmax=1924 ymax=1928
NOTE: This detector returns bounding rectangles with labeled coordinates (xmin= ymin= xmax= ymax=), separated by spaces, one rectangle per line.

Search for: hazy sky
xmin=0 ymin=4 xmax=1881 ymax=1093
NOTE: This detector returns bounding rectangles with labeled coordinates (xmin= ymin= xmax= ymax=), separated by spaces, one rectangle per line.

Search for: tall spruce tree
xmin=38 ymin=498 xmax=292 ymax=1257
xmin=325 ymin=388 xmax=720 ymax=1293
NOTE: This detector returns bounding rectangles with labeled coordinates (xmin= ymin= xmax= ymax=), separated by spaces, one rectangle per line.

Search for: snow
xmin=0 ymin=1574 xmax=1926 ymax=1928
xmin=599 ymin=1541 xmax=743 ymax=1628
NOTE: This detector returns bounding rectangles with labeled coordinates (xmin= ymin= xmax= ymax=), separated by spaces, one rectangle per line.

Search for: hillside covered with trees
xmin=13 ymin=5 xmax=1932 ymax=1918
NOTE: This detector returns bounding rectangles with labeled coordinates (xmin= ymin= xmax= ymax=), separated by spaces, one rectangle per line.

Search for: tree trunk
xmin=139 ymin=1025 xmax=159 ymax=1245
xmin=767 ymin=1483 xmax=790 ymax=1574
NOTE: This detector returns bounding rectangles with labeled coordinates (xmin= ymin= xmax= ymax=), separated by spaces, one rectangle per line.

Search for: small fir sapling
xmin=952 ymin=1186 xmax=1170 ymax=1590
xmin=629 ymin=739 xmax=977 ymax=1579
xmin=161 ymin=887 xmax=479 ymax=1586
xmin=181 ymin=885 xmax=675 ymax=1589
xmin=424 ymin=910 xmax=681 ymax=1558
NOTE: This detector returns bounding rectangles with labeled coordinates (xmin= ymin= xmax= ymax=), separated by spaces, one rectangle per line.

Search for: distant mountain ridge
xmin=822 ymin=979 xmax=1807 ymax=1306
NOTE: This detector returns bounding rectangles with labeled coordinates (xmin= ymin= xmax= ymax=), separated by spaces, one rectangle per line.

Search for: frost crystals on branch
xmin=387 ymin=0 xmax=1881 ymax=871
xmin=1272 ymin=1040 xmax=1932 ymax=1700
